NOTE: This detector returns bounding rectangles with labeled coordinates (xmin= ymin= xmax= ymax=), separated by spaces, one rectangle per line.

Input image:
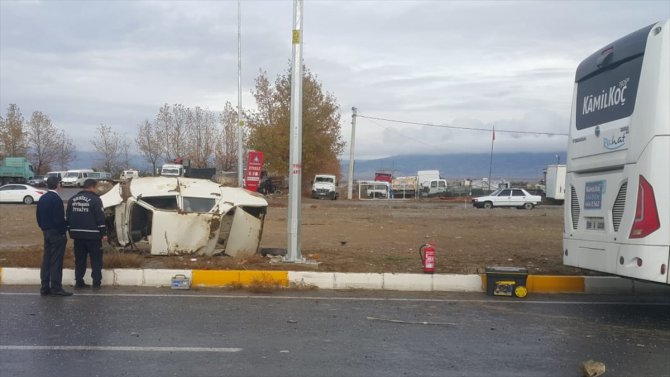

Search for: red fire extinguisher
xmin=419 ymin=242 xmax=436 ymax=274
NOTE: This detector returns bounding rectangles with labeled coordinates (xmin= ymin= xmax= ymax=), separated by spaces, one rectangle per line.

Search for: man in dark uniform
xmin=66 ymin=179 xmax=107 ymax=289
xmin=36 ymin=176 xmax=72 ymax=296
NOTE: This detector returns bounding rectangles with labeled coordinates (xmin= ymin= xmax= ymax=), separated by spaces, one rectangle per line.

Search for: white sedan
xmin=472 ymin=188 xmax=542 ymax=210
xmin=0 ymin=184 xmax=45 ymax=204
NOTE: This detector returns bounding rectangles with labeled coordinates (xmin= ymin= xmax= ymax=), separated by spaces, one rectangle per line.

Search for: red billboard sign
xmin=245 ymin=150 xmax=264 ymax=192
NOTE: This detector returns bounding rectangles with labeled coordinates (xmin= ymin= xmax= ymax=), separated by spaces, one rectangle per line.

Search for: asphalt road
xmin=1 ymin=287 xmax=668 ymax=377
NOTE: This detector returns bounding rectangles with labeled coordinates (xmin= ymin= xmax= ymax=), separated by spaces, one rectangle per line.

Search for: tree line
xmin=0 ymin=104 xmax=76 ymax=175
xmin=1 ymin=64 xmax=345 ymax=189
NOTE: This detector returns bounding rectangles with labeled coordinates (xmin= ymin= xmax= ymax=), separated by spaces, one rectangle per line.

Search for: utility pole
xmin=237 ymin=0 xmax=244 ymax=187
xmin=347 ymin=107 xmax=357 ymax=200
xmin=488 ymin=125 xmax=495 ymax=193
xmin=286 ymin=0 xmax=304 ymax=263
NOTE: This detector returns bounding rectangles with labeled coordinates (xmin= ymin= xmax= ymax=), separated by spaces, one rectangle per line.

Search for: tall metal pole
xmin=286 ymin=0 xmax=304 ymax=262
xmin=237 ymin=0 xmax=244 ymax=187
xmin=488 ymin=125 xmax=494 ymax=193
xmin=347 ymin=107 xmax=357 ymax=200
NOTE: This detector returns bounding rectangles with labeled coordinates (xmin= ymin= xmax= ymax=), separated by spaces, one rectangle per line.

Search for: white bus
xmin=563 ymin=19 xmax=669 ymax=285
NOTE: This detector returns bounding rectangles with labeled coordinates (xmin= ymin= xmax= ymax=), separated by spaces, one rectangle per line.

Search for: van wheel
xmin=483 ymin=202 xmax=493 ymax=209
xmin=23 ymin=196 xmax=34 ymax=205
xmin=523 ymin=203 xmax=534 ymax=210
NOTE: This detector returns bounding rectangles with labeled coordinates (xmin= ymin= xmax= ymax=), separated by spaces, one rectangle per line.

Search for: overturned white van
xmin=101 ymin=177 xmax=267 ymax=257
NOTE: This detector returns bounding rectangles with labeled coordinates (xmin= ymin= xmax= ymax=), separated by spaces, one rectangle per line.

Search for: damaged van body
xmin=100 ymin=177 xmax=267 ymax=257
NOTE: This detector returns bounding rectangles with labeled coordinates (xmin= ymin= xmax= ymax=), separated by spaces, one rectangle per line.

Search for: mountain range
xmin=342 ymin=152 xmax=567 ymax=181
xmin=70 ymin=150 xmax=567 ymax=181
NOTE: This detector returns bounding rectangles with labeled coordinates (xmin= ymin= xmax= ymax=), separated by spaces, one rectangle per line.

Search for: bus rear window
xmin=575 ymin=55 xmax=643 ymax=130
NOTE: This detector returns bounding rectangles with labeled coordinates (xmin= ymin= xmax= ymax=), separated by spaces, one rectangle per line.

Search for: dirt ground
xmin=0 ymin=196 xmax=589 ymax=275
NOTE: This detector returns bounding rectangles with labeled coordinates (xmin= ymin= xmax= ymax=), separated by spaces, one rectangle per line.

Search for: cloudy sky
xmin=1 ymin=0 xmax=668 ymax=160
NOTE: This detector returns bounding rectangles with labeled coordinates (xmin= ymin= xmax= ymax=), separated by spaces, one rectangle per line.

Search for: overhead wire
xmin=363 ymin=117 xmax=439 ymax=149
xmin=357 ymin=114 xmax=568 ymax=137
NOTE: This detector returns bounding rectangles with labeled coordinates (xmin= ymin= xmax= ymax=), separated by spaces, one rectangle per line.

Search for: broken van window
xmin=183 ymin=197 xmax=216 ymax=212
xmin=140 ymin=196 xmax=178 ymax=210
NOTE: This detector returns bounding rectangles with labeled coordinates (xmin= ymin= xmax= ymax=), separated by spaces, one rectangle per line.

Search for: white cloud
xmin=1 ymin=0 xmax=668 ymax=158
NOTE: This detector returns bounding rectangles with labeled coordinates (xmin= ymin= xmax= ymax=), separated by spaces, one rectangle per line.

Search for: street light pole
xmin=286 ymin=0 xmax=304 ymax=262
xmin=347 ymin=107 xmax=357 ymax=200
xmin=237 ymin=0 xmax=244 ymax=187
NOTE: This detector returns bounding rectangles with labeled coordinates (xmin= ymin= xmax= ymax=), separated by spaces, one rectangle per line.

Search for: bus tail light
xmin=629 ymin=175 xmax=660 ymax=238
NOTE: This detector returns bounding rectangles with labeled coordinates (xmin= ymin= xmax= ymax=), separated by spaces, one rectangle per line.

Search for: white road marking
xmin=1 ymin=291 xmax=668 ymax=306
xmin=0 ymin=345 xmax=242 ymax=353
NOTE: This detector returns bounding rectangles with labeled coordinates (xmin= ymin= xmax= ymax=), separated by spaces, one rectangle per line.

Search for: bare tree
xmin=136 ymin=120 xmax=162 ymax=175
xmin=155 ymin=104 xmax=173 ymax=162
xmin=0 ymin=104 xmax=28 ymax=157
xmin=215 ymin=102 xmax=240 ymax=171
xmin=91 ymin=124 xmax=121 ymax=173
xmin=120 ymin=137 xmax=132 ymax=169
xmin=54 ymin=129 xmax=76 ymax=170
xmin=155 ymin=103 xmax=191 ymax=162
xmin=186 ymin=107 xmax=216 ymax=168
xmin=26 ymin=111 xmax=59 ymax=174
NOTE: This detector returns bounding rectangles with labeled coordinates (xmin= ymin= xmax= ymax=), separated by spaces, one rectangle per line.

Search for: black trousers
xmin=73 ymin=238 xmax=103 ymax=285
xmin=40 ymin=230 xmax=67 ymax=290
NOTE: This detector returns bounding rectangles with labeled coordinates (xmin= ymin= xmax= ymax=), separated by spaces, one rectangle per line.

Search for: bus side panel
xmin=616 ymin=137 xmax=670 ymax=284
xmin=627 ymin=21 xmax=670 ymax=161
xmin=563 ymin=238 xmax=619 ymax=274
xmin=618 ymin=245 xmax=669 ymax=284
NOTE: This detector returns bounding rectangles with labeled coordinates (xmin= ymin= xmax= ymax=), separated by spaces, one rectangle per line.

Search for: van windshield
xmin=162 ymin=168 xmax=180 ymax=175
xmin=65 ymin=172 xmax=79 ymax=178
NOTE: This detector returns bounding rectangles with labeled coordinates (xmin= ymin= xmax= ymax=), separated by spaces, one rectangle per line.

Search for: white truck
xmin=544 ymin=164 xmax=566 ymax=203
xmin=160 ymin=163 xmax=185 ymax=177
xmin=311 ymin=174 xmax=338 ymax=200
xmin=359 ymin=180 xmax=391 ymax=199
xmin=391 ymin=170 xmax=448 ymax=198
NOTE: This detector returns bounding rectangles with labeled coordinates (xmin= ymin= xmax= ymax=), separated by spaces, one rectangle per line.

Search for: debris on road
xmin=580 ymin=359 xmax=606 ymax=377
xmin=366 ymin=316 xmax=457 ymax=327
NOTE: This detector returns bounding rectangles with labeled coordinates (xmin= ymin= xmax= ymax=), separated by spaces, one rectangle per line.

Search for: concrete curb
xmin=1 ymin=267 xmax=668 ymax=294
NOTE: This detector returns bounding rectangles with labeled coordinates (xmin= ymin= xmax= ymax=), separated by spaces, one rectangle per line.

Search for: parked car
xmin=119 ymin=169 xmax=139 ymax=180
xmin=61 ymin=169 xmax=95 ymax=187
xmin=0 ymin=184 xmax=45 ymax=204
xmin=87 ymin=172 xmax=113 ymax=182
xmin=44 ymin=171 xmax=66 ymax=184
xmin=27 ymin=175 xmax=45 ymax=187
xmin=472 ymin=188 xmax=542 ymax=210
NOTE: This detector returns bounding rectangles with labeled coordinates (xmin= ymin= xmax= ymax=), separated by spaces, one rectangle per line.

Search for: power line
xmin=357 ymin=115 xmax=568 ymax=137
xmin=364 ymin=117 xmax=438 ymax=149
